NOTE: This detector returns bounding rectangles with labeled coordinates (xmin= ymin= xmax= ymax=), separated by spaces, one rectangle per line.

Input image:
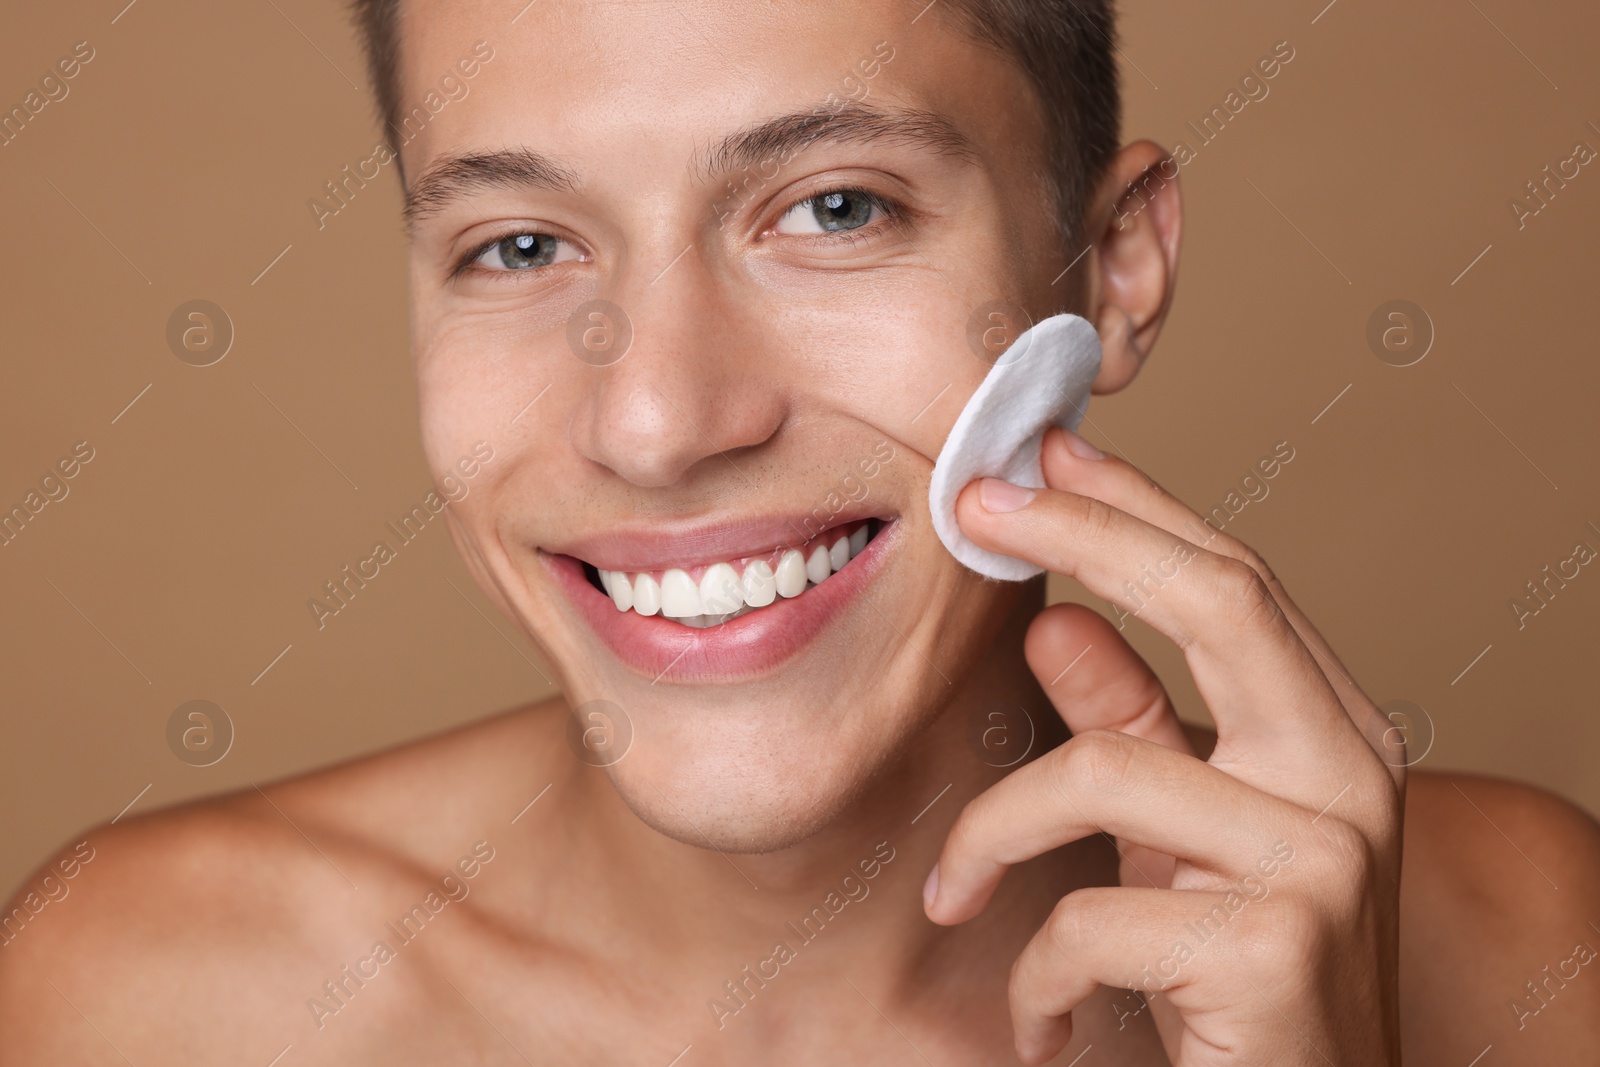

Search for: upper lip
xmin=543 ymin=506 xmax=892 ymax=573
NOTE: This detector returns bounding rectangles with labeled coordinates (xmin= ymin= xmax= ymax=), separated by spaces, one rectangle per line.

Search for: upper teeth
xmin=597 ymin=523 xmax=872 ymax=625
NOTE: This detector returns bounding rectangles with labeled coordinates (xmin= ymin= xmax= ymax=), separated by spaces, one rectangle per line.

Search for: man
xmin=4 ymin=0 xmax=1599 ymax=1062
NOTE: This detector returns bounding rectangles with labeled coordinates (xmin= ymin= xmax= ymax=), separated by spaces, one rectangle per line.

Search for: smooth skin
xmin=5 ymin=0 xmax=1600 ymax=1063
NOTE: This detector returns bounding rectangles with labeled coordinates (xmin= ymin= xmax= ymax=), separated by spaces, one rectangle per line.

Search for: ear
xmin=1081 ymin=141 xmax=1183 ymax=394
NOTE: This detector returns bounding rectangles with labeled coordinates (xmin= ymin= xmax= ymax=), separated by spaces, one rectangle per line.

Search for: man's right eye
xmin=472 ymin=232 xmax=577 ymax=271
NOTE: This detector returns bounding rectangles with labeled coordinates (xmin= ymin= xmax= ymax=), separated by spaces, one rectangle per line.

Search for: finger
xmin=1025 ymin=603 xmax=1194 ymax=757
xmin=1040 ymin=428 xmax=1402 ymax=785
xmin=954 ymin=477 xmax=1353 ymax=768
xmin=1025 ymin=604 xmax=1192 ymax=889
xmin=927 ymin=729 xmax=1302 ymax=924
xmin=1008 ymin=886 xmax=1234 ymax=1064
xmin=1040 ymin=428 xmax=1345 ymax=690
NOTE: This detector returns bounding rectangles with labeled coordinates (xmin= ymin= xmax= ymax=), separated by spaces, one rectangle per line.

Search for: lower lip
xmin=544 ymin=522 xmax=896 ymax=682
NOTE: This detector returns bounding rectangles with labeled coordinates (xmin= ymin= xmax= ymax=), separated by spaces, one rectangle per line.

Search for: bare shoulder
xmin=0 ymin=696 xmax=572 ymax=1064
xmin=1399 ymin=768 xmax=1600 ymax=1063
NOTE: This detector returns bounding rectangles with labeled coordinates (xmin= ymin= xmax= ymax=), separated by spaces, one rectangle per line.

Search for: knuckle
xmin=1351 ymin=745 xmax=1404 ymax=809
xmin=1045 ymin=893 xmax=1092 ymax=952
xmin=1061 ymin=729 xmax=1139 ymax=798
xmin=1309 ymin=817 xmax=1377 ymax=888
xmin=1249 ymin=894 xmax=1323 ymax=968
xmin=1309 ymin=814 xmax=1365 ymax=865
xmin=1078 ymin=495 xmax=1120 ymax=542
xmin=1217 ymin=883 xmax=1327 ymax=980
xmin=1214 ymin=557 xmax=1283 ymax=635
xmin=1236 ymin=543 xmax=1280 ymax=589
xmin=1290 ymin=822 xmax=1381 ymax=931
xmin=1189 ymin=519 xmax=1270 ymax=579
xmin=1232 ymin=825 xmax=1383 ymax=975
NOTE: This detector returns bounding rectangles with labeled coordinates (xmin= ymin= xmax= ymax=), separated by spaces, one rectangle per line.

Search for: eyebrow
xmin=403 ymin=102 xmax=980 ymax=224
xmin=690 ymin=102 xmax=981 ymax=182
xmin=405 ymin=149 xmax=581 ymax=224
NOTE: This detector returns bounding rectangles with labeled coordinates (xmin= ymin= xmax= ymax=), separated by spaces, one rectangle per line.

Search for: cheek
xmin=757 ymin=284 xmax=988 ymax=468
xmin=410 ymin=254 xmax=603 ymax=425
xmin=413 ymin=306 xmax=549 ymax=467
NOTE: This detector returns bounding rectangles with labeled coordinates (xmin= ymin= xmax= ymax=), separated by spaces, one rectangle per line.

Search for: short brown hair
xmin=348 ymin=0 xmax=1121 ymax=243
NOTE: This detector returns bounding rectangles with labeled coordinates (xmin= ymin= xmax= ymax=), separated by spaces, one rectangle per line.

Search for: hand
xmin=927 ymin=427 xmax=1405 ymax=1065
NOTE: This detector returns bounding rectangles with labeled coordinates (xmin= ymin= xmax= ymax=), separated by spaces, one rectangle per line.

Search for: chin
xmin=550 ymin=671 xmax=986 ymax=862
xmin=597 ymin=694 xmax=931 ymax=855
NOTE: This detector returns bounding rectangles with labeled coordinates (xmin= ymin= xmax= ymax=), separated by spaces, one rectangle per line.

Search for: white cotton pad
xmin=927 ymin=313 xmax=1103 ymax=581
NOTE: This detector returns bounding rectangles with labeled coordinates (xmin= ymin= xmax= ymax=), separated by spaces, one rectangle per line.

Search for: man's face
xmin=400 ymin=0 xmax=1077 ymax=851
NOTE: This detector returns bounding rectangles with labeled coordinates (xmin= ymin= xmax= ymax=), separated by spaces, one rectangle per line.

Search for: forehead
xmin=396 ymin=0 xmax=1045 ymax=180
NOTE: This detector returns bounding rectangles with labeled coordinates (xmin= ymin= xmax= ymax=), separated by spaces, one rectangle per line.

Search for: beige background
xmin=4 ymin=0 xmax=1598 ymax=897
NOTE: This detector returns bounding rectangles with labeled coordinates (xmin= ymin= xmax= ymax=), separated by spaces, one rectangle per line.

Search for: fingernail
xmin=1062 ymin=428 xmax=1105 ymax=461
xmin=922 ymin=863 xmax=940 ymax=912
xmin=978 ymin=478 xmax=1036 ymax=513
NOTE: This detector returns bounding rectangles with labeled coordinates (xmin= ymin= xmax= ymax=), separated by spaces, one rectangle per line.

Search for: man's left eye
xmin=774 ymin=189 xmax=886 ymax=235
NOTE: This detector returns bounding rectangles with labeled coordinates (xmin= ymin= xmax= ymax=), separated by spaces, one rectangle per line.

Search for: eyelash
xmin=450 ymin=185 xmax=907 ymax=278
xmin=779 ymin=185 xmax=906 ymax=239
xmin=450 ymin=229 xmax=561 ymax=280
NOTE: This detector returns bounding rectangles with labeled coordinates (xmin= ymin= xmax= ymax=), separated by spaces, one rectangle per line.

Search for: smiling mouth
xmin=580 ymin=518 xmax=885 ymax=629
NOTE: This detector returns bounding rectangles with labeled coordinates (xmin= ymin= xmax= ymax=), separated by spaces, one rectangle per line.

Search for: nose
xmin=568 ymin=249 xmax=786 ymax=489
